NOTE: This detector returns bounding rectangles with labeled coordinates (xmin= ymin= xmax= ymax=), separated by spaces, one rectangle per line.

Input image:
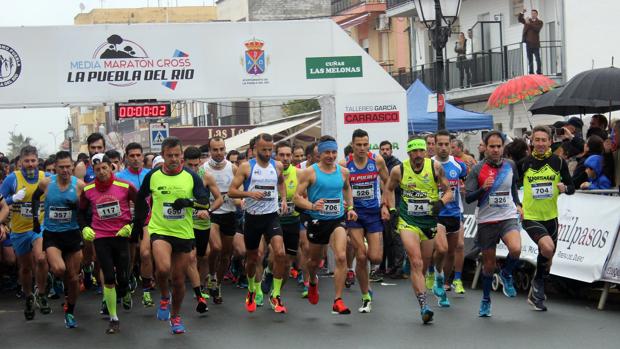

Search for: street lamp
xmin=414 ymin=0 xmax=462 ymax=131
xmin=64 ymin=119 xmax=75 ymax=157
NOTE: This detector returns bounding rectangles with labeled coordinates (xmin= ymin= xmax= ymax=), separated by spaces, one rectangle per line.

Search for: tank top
xmin=308 ymin=164 xmax=344 ymax=221
xmin=192 ymin=167 xmax=211 ymax=230
xmin=433 ymin=155 xmax=466 ymax=218
xmin=44 ymin=176 xmax=79 ymax=232
xmin=204 ymin=160 xmax=236 ymax=214
xmin=346 ymin=153 xmax=380 ymax=210
xmin=243 ymin=159 xmax=279 ymax=215
xmin=522 ymin=155 xmax=563 ymax=221
xmin=279 ymin=165 xmax=300 ymax=223
xmin=399 ymin=158 xmax=438 ymax=228
xmin=11 ymin=170 xmax=45 ymax=233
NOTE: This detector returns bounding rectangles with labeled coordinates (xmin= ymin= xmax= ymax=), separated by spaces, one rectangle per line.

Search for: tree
xmin=282 ymin=99 xmax=320 ymax=117
xmin=6 ymin=131 xmax=33 ymax=159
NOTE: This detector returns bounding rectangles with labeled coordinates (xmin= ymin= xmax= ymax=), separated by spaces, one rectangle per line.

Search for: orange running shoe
xmin=332 ymin=298 xmax=351 ymax=315
xmin=308 ymin=281 xmax=319 ymax=305
xmin=245 ymin=291 xmax=257 ymax=313
xmin=270 ymin=295 xmax=287 ymax=314
xmin=289 ymin=268 xmax=299 ymax=279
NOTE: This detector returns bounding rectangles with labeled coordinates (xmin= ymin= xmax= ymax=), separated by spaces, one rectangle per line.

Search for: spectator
xmin=607 ymin=119 xmax=619 ymax=186
xmin=590 ymin=114 xmax=609 ymax=130
xmin=580 ymin=155 xmax=611 ymax=190
xmin=455 ymin=32 xmax=471 ymax=88
xmin=505 ymin=138 xmax=529 ymax=180
xmin=572 ymin=135 xmax=610 ymax=189
xmin=586 ymin=126 xmax=608 ymax=140
xmin=519 ymin=9 xmax=544 ymax=74
xmin=554 ymin=119 xmax=585 ymax=158
xmin=477 ymin=140 xmax=486 ymax=161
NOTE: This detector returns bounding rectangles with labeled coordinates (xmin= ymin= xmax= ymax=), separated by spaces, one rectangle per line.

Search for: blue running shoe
xmin=420 ymin=305 xmax=434 ymax=324
xmin=170 ymin=315 xmax=185 ymax=334
xmin=433 ymin=275 xmax=449 ymax=307
xmin=479 ymin=299 xmax=492 ymax=317
xmin=499 ymin=271 xmax=517 ymax=298
xmin=262 ymin=269 xmax=273 ymax=295
xmin=64 ymin=313 xmax=77 ymax=328
xmin=157 ymin=298 xmax=170 ymax=321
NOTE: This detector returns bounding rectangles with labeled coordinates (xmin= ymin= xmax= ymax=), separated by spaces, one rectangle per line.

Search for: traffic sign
xmin=150 ymin=122 xmax=169 ymax=152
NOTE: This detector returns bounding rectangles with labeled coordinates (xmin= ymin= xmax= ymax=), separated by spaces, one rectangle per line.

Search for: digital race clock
xmin=114 ymin=100 xmax=172 ymax=119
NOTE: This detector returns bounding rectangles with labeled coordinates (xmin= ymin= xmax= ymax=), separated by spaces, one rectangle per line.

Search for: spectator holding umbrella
xmin=519 ymin=9 xmax=544 ymax=75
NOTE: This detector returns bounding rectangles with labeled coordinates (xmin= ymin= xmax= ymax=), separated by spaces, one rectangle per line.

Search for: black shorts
xmin=94 ymin=237 xmax=130 ymax=290
xmin=211 ymin=212 xmax=238 ymax=237
xmin=307 ymin=217 xmax=346 ymax=245
xmin=438 ymin=216 xmax=462 ymax=234
xmin=522 ymin=218 xmax=558 ymax=245
xmin=150 ymin=233 xmax=195 ymax=254
xmin=281 ymin=222 xmax=300 ymax=256
xmin=194 ymin=228 xmax=210 ymax=257
xmin=43 ymin=229 xmax=83 ymax=254
xmin=299 ymin=212 xmax=311 ymax=230
xmin=243 ymin=212 xmax=282 ymax=251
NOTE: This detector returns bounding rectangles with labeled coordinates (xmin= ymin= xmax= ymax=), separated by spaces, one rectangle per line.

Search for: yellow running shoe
xmin=453 ymin=279 xmax=466 ymax=294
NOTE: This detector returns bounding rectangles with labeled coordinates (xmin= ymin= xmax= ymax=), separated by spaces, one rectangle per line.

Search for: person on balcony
xmin=519 ymin=9 xmax=544 ymax=75
xmin=454 ymin=32 xmax=471 ymax=88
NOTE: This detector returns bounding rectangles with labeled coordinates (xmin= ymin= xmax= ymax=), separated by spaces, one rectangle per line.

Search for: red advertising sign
xmin=344 ymin=111 xmax=400 ymax=124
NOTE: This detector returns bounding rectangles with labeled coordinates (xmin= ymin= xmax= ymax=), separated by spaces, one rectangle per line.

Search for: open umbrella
xmin=554 ymin=66 xmax=620 ymax=115
xmin=530 ymin=85 xmax=620 ymax=115
xmin=486 ymin=74 xmax=557 ymax=110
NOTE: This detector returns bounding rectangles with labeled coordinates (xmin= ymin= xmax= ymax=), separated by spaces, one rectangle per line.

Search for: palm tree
xmin=7 ymin=131 xmax=33 ymax=159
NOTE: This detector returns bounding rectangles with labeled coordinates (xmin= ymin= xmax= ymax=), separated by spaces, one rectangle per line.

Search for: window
xmin=509 ymin=0 xmax=525 ymax=25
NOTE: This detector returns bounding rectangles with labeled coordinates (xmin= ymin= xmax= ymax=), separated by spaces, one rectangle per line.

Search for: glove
xmin=116 ymin=224 xmax=132 ymax=238
xmin=431 ymin=201 xmax=445 ymax=216
xmin=82 ymin=227 xmax=95 ymax=241
xmin=172 ymin=198 xmax=194 ymax=210
xmin=12 ymin=188 xmax=26 ymax=202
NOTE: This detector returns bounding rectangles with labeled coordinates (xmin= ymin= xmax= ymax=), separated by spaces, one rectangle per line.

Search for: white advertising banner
xmin=551 ymin=193 xmax=620 ymax=283
xmin=602 ymin=228 xmax=620 ymax=283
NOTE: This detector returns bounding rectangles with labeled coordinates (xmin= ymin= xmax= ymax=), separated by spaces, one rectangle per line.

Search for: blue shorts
xmin=11 ymin=231 xmax=42 ymax=257
xmin=346 ymin=208 xmax=383 ymax=233
xmin=2 ymin=233 xmax=12 ymax=247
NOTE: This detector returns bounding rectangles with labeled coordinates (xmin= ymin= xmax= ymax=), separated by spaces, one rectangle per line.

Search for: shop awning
xmin=225 ymin=114 xmax=320 ymax=150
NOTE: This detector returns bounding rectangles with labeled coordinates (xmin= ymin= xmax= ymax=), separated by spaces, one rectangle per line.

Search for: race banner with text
xmin=602 ymin=228 xmax=620 ymax=283
xmin=551 ymin=193 xmax=620 ymax=283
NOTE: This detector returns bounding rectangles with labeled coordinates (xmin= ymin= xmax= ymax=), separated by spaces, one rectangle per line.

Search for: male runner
xmin=343 ymin=129 xmax=389 ymax=313
xmin=83 ymin=133 xmax=106 ymax=183
xmin=32 ymin=151 xmax=85 ymax=328
xmin=203 ymin=136 xmax=240 ymax=304
xmin=228 ymin=133 xmax=289 ymax=314
xmin=134 ymin=137 xmax=211 ymax=334
xmin=465 ymin=131 xmax=522 ymax=317
xmin=384 ymin=138 xmax=452 ymax=323
xmin=432 ymin=131 xmax=467 ymax=299
xmin=78 ymin=154 xmax=136 ymax=334
xmin=294 ymin=135 xmax=358 ymax=315
xmin=521 ymin=126 xmax=574 ymax=311
xmin=0 ymin=145 xmax=51 ymax=320
xmin=292 ymin=145 xmax=305 ymax=167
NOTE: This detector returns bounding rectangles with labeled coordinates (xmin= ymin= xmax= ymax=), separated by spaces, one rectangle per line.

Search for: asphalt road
xmin=1 ymin=277 xmax=618 ymax=349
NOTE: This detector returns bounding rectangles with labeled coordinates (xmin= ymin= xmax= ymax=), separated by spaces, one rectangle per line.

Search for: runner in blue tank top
xmin=32 ymin=151 xmax=86 ymax=329
xmin=341 ymin=129 xmax=389 ymax=314
xmin=295 ymin=135 xmax=358 ymax=315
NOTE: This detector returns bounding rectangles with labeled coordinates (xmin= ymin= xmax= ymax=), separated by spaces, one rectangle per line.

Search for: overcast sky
xmin=0 ymin=0 xmax=215 ymax=156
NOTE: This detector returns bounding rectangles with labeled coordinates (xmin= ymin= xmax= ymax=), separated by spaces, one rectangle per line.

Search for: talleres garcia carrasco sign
xmin=344 ymin=104 xmax=400 ymax=124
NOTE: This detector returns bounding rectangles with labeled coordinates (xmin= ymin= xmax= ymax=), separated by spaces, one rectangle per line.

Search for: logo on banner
xmin=343 ymin=105 xmax=400 ymax=124
xmin=67 ymin=34 xmax=194 ymax=89
xmin=241 ymin=38 xmax=269 ymax=86
xmin=0 ymin=44 xmax=22 ymax=87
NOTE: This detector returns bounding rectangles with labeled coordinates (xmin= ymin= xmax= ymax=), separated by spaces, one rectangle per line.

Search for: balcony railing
xmin=331 ymin=0 xmax=386 ymax=15
xmin=386 ymin=0 xmax=413 ymax=9
xmin=391 ymin=41 xmax=563 ymax=92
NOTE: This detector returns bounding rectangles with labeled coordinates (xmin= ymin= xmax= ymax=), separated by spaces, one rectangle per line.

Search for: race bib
xmin=255 ymin=185 xmax=275 ymax=201
xmin=321 ymin=199 xmax=341 ymax=216
xmin=532 ymin=182 xmax=553 ymax=199
xmin=407 ymin=199 xmax=430 ymax=216
xmin=489 ymin=191 xmax=510 ymax=208
xmin=352 ymin=184 xmax=374 ymax=200
xmin=96 ymin=201 xmax=121 ymax=220
xmin=49 ymin=206 xmax=72 ymax=222
xmin=279 ymin=200 xmax=295 ymax=216
xmin=163 ymin=203 xmax=185 ymax=220
xmin=19 ymin=202 xmax=33 ymax=218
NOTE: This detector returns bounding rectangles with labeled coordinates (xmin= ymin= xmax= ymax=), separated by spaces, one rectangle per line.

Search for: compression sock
xmin=502 ymin=255 xmax=519 ymax=277
xmin=362 ymin=292 xmax=372 ymax=301
xmin=416 ymin=292 xmax=427 ymax=308
xmin=434 ymin=266 xmax=444 ymax=280
xmin=103 ymin=286 xmax=118 ymax=320
xmin=482 ymin=272 xmax=493 ymax=302
xmin=271 ymin=278 xmax=283 ymax=298
xmin=454 ymin=271 xmax=462 ymax=280
xmin=536 ymin=255 xmax=549 ymax=281
xmin=248 ymin=276 xmax=256 ymax=292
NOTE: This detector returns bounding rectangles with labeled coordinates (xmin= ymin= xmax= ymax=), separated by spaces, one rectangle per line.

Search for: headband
xmin=318 ymin=140 xmax=338 ymax=154
xmin=407 ymin=139 xmax=427 ymax=152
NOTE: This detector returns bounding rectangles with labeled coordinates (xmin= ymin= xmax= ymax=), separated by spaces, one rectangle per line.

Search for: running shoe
xmin=236 ymin=275 xmax=248 ymax=289
xmin=527 ymin=279 xmax=547 ymax=311
xmin=212 ymin=284 xmax=223 ymax=304
xmin=358 ymin=298 xmax=372 ymax=313
xmin=345 ymin=270 xmax=355 ymax=288
xmin=289 ymin=267 xmax=299 ymax=280
xmin=255 ymin=290 xmax=264 ymax=307
xmin=35 ymin=292 xmax=52 ymax=314
xmin=245 ymin=291 xmax=257 ymax=313
xmin=207 ymin=276 xmax=217 ymax=297
xmin=269 ymin=295 xmax=287 ymax=314
xmin=24 ymin=294 xmax=35 ymax=321
xmin=106 ymin=320 xmax=120 ymax=334
xmin=420 ymin=305 xmax=434 ymax=324
xmin=49 ymin=278 xmax=64 ymax=299
xmin=369 ymin=269 xmax=383 ymax=283
xmin=196 ymin=296 xmax=208 ymax=314
xmin=499 ymin=271 xmax=517 ymax=298
xmin=332 ymin=298 xmax=351 ymax=315
xmin=479 ymin=299 xmax=492 ymax=317
xmin=100 ymin=300 xmax=109 ymax=315
xmin=452 ymin=279 xmax=466 ymax=294
xmin=301 ymin=286 xmax=309 ymax=299
xmin=262 ymin=269 xmax=273 ymax=295
xmin=307 ymin=282 xmax=319 ymax=305
xmin=170 ymin=315 xmax=186 ymax=334
xmin=122 ymin=292 xmax=133 ymax=310
xmin=425 ymin=272 xmax=435 ymax=290
xmin=64 ymin=313 xmax=77 ymax=329
xmin=296 ymin=271 xmax=304 ymax=286
xmin=433 ymin=275 xmax=450 ymax=308
xmin=128 ymin=275 xmax=137 ymax=295
xmin=157 ymin=298 xmax=171 ymax=320
xmin=142 ymin=291 xmax=154 ymax=307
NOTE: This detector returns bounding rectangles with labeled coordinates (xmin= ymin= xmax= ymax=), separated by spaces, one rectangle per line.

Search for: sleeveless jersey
xmin=522 ymin=155 xmax=563 ymax=221
xmin=11 ymin=170 xmax=45 ymax=233
xmin=192 ymin=167 xmax=211 ymax=230
xmin=243 ymin=159 xmax=279 ymax=215
xmin=279 ymin=165 xmax=300 ymax=224
xmin=346 ymin=153 xmax=380 ymax=210
xmin=83 ymin=180 xmax=134 ymax=239
xmin=204 ymin=160 xmax=236 ymax=214
xmin=471 ymin=159 xmax=518 ymax=224
xmin=44 ymin=176 xmax=79 ymax=232
xmin=116 ymin=168 xmax=148 ymax=191
xmin=433 ymin=155 xmax=466 ymax=218
xmin=308 ymin=164 xmax=344 ymax=221
xmin=399 ymin=158 xmax=438 ymax=228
